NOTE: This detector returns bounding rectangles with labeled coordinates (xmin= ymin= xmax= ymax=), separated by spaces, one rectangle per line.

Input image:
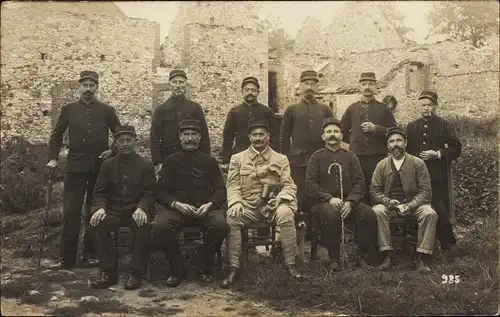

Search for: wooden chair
xmin=389 ymin=215 xmax=418 ymax=252
xmin=112 ymin=226 xmax=222 ymax=281
xmin=309 ymin=215 xmax=355 ymax=261
xmin=241 ymin=223 xmax=278 ymax=268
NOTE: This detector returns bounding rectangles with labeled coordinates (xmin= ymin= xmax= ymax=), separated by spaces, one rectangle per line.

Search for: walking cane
xmin=328 ymin=163 xmax=347 ymax=269
xmin=38 ymin=169 xmax=55 ymax=268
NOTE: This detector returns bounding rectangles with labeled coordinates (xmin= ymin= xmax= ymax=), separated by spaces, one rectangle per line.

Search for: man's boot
xmin=82 ymin=254 xmax=100 ymax=268
xmin=328 ymin=247 xmax=341 ymax=272
xmin=286 ymin=265 xmax=303 ymax=279
xmin=166 ymin=258 xmax=185 ymax=287
xmin=220 ymin=267 xmax=239 ymax=288
xmin=124 ymin=270 xmax=142 ymax=290
xmin=442 ymin=244 xmax=458 ymax=262
xmin=416 ymin=253 xmax=431 ymax=274
xmin=91 ymin=271 xmax=119 ymax=289
xmin=48 ymin=261 xmax=74 ymax=270
xmin=378 ymin=252 xmax=391 ymax=271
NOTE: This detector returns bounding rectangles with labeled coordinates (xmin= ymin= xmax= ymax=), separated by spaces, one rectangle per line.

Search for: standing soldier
xmin=150 ymin=69 xmax=211 ymax=174
xmin=405 ymin=90 xmax=462 ymax=259
xmin=46 ymin=70 xmax=121 ymax=269
xmin=280 ymin=70 xmax=334 ymax=226
xmin=220 ymin=76 xmax=279 ymax=171
xmin=220 ymin=76 xmax=280 ymax=240
xmin=340 ymin=72 xmax=397 ymax=202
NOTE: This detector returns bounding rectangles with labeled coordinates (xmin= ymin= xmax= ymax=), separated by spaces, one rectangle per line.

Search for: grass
xmin=238 ymin=218 xmax=499 ymax=316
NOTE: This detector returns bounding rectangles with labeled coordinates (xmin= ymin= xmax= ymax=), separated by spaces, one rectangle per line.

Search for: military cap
xmin=386 ymin=126 xmax=407 ymax=141
xmin=179 ymin=119 xmax=201 ymax=133
xmin=300 ymin=70 xmax=319 ymax=83
xmin=359 ymin=72 xmax=377 ymax=82
xmin=79 ymin=70 xmax=99 ymax=83
xmin=248 ymin=117 xmax=270 ymax=132
xmin=418 ymin=90 xmax=438 ymax=104
xmin=241 ymin=76 xmax=260 ymax=89
xmin=322 ymin=117 xmax=342 ymax=131
xmin=113 ymin=125 xmax=137 ymax=138
xmin=169 ymin=69 xmax=187 ymax=81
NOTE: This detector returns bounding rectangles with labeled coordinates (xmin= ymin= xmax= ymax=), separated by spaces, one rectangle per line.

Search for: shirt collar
xmin=249 ymin=145 xmax=271 ymax=161
xmin=301 ymin=97 xmax=317 ymax=106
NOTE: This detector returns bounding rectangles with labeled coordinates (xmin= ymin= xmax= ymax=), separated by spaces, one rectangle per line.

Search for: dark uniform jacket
xmin=150 ymin=96 xmax=211 ymax=165
xmin=405 ymin=115 xmax=462 ymax=182
xmin=306 ymin=147 xmax=366 ymax=206
xmin=341 ymin=99 xmax=396 ymax=156
xmin=280 ymin=98 xmax=334 ymax=167
xmin=220 ymin=102 xmax=280 ymax=163
xmin=48 ymin=99 xmax=121 ymax=173
xmin=156 ymin=149 xmax=226 ymax=210
xmin=91 ymin=152 xmax=156 ymax=217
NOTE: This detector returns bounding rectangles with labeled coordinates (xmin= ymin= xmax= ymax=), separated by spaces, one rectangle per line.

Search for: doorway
xmin=268 ymin=71 xmax=278 ymax=113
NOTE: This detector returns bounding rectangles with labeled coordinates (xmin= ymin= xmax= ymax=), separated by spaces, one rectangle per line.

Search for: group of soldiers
xmin=45 ymin=68 xmax=461 ymax=291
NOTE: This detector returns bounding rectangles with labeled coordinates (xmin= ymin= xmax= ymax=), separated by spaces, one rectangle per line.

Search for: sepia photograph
xmin=0 ymin=0 xmax=498 ymax=316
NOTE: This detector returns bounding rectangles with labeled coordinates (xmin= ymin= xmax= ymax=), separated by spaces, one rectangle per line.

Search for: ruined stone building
xmin=160 ymin=2 xmax=268 ymax=151
xmin=272 ymin=2 xmax=499 ymax=124
xmin=1 ymin=1 xmax=161 ymax=144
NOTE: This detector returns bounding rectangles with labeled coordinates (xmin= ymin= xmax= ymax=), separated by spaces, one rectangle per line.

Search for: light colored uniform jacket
xmin=370 ymin=152 xmax=432 ymax=210
xmin=226 ymin=146 xmax=297 ymax=212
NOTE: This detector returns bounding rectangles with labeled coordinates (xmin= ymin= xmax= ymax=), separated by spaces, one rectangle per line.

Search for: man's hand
xmin=174 ymin=202 xmax=197 ymax=216
xmin=267 ymin=197 xmax=282 ymax=210
xmin=329 ymin=197 xmax=343 ymax=210
xmin=340 ymin=201 xmax=352 ymax=219
xmin=195 ymin=202 xmax=213 ymax=218
xmin=227 ymin=202 xmax=244 ymax=218
xmin=154 ymin=163 xmax=163 ymax=174
xmin=46 ymin=159 xmax=58 ymax=169
xmin=98 ymin=149 xmax=113 ymax=160
xmin=387 ymin=199 xmax=400 ymax=208
xmin=220 ymin=164 xmax=229 ymax=173
xmin=132 ymin=208 xmax=148 ymax=226
xmin=361 ymin=122 xmax=376 ymax=133
xmin=419 ymin=150 xmax=439 ymax=161
xmin=397 ymin=204 xmax=410 ymax=216
xmin=90 ymin=208 xmax=106 ymax=226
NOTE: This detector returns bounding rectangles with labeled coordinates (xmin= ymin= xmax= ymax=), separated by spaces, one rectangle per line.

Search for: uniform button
xmin=424 ymin=125 xmax=427 ymax=128
xmin=423 ymin=142 xmax=426 ymax=145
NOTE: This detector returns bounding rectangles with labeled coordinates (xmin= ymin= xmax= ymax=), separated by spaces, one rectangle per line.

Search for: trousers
xmin=88 ymin=214 xmax=150 ymax=275
xmin=60 ymin=171 xmax=97 ymax=265
xmin=373 ymin=204 xmax=438 ymax=254
xmin=152 ymin=207 xmax=229 ymax=276
xmin=432 ymin=180 xmax=456 ymax=249
xmin=311 ymin=202 xmax=378 ymax=261
xmin=226 ymin=204 xmax=296 ymax=268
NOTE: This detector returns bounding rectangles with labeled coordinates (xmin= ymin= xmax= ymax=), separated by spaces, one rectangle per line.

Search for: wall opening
xmin=40 ymin=53 xmax=47 ymax=60
xmin=268 ymin=71 xmax=278 ymax=113
xmin=100 ymin=54 xmax=105 ymax=61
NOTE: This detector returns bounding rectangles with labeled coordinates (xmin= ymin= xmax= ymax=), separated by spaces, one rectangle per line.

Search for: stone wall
xmin=1 ymin=3 xmax=159 ymax=145
xmin=162 ymin=2 xmax=268 ymax=154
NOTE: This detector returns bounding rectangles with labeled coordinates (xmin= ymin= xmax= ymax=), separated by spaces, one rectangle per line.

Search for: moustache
xmin=327 ymin=136 xmax=339 ymax=141
xmin=363 ymin=89 xmax=372 ymax=93
xmin=390 ymin=145 xmax=403 ymax=151
xmin=305 ymin=89 xmax=314 ymax=94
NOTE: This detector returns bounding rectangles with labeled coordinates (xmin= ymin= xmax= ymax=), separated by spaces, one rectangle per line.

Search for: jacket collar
xmin=249 ymin=145 xmax=271 ymax=161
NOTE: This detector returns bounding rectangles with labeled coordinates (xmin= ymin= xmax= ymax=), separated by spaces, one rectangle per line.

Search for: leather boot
xmin=82 ymin=255 xmax=100 ymax=268
xmin=378 ymin=256 xmax=391 ymax=271
xmin=286 ymin=265 xmax=302 ymax=279
xmin=91 ymin=272 xmax=119 ymax=289
xmin=166 ymin=272 xmax=185 ymax=287
xmin=124 ymin=275 xmax=142 ymax=290
xmin=220 ymin=267 xmax=239 ymax=288
xmin=48 ymin=261 xmax=74 ymax=270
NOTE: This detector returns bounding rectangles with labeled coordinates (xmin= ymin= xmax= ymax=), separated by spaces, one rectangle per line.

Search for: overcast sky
xmin=115 ymin=1 xmax=434 ymax=42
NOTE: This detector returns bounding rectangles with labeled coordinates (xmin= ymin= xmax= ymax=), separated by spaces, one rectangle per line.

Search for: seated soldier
xmin=89 ymin=125 xmax=156 ymax=290
xmin=306 ymin=118 xmax=378 ymax=271
xmin=370 ymin=127 xmax=438 ymax=273
xmin=153 ymin=119 xmax=229 ymax=287
xmin=221 ymin=117 xmax=303 ymax=288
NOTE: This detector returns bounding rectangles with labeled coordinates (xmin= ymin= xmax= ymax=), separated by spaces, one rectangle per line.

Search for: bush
xmin=0 ymin=137 xmax=65 ymax=214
